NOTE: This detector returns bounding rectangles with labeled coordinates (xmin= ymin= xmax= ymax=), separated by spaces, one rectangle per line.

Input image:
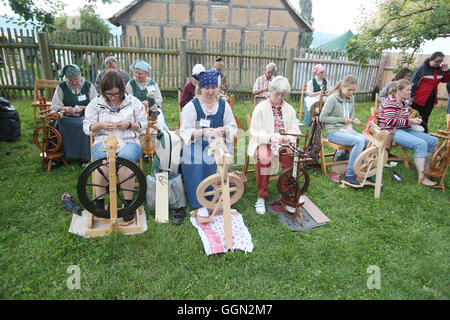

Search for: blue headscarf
xmin=58 ymin=64 xmax=81 ymax=79
xmin=129 ymin=60 xmax=151 ymax=72
xmin=198 ymin=69 xmax=219 ymax=89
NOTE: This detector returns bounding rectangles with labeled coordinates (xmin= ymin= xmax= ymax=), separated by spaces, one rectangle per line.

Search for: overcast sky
xmin=2 ymin=0 xmax=448 ymax=54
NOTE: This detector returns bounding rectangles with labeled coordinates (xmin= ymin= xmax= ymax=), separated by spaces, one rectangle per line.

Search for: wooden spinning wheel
xmin=194 ymin=137 xmax=245 ymax=249
xmin=196 ymin=173 xmax=244 ymax=209
xmin=76 ymin=135 xmax=147 ymax=236
xmin=32 ymin=96 xmax=67 ymax=171
xmin=341 ymin=122 xmax=389 ymax=198
xmin=140 ymin=100 xmax=160 ymax=162
xmin=277 ymin=167 xmax=310 ymax=208
xmin=33 ymin=125 xmax=62 ymax=153
xmin=354 ymin=146 xmax=388 ymax=178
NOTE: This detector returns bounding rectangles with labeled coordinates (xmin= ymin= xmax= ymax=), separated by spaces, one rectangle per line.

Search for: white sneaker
xmin=255 ymin=197 xmax=266 ymax=215
xmin=197 ymin=207 xmax=209 ymax=217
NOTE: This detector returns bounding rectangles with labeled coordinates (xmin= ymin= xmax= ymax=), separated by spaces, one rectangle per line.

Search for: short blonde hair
xmin=268 ymin=76 xmax=291 ymax=94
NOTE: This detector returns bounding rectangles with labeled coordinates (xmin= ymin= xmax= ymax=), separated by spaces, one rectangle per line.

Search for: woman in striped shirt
xmin=378 ymin=79 xmax=438 ymax=187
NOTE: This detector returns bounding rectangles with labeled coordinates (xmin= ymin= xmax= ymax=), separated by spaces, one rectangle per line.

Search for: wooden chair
xmin=297 ymin=83 xmax=307 ymax=122
xmin=31 ymin=79 xmax=59 ymax=127
xmin=227 ymin=95 xmax=235 ymax=110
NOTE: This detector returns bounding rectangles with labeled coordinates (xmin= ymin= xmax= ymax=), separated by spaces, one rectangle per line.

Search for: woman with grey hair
xmin=248 ymin=76 xmax=302 ymax=215
xmin=95 ymin=56 xmax=130 ymax=92
xmin=253 ymin=62 xmax=277 ymax=106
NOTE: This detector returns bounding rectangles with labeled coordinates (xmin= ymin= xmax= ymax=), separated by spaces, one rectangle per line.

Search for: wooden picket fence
xmin=0 ymin=27 xmax=380 ymax=101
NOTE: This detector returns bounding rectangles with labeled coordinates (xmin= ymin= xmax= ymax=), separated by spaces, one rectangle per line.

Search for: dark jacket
xmin=410 ymin=63 xmax=450 ymax=106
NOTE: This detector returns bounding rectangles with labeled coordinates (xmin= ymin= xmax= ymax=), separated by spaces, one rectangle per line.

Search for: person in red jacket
xmin=410 ymin=51 xmax=449 ymax=133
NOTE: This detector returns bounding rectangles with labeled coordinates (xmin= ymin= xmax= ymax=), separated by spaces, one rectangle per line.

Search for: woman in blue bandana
xmin=51 ymin=64 xmax=97 ymax=164
xmin=180 ymin=69 xmax=238 ymax=217
xmin=125 ymin=60 xmax=168 ymax=131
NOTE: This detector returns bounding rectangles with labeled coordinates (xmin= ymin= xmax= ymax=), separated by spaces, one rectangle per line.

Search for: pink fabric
xmin=313 ymin=64 xmax=325 ymax=75
xmin=190 ymin=212 xmax=254 ymax=255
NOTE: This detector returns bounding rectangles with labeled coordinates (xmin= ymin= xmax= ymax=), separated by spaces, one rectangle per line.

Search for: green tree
xmin=1 ymin=0 xmax=116 ymax=32
xmin=347 ymin=0 xmax=450 ymax=65
xmin=299 ymin=0 xmax=314 ymax=48
xmin=55 ymin=6 xmax=112 ymax=44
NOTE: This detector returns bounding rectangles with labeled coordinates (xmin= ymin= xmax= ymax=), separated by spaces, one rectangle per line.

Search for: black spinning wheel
xmin=277 ymin=167 xmax=310 ymax=207
xmin=77 ymin=157 xmax=147 ymax=218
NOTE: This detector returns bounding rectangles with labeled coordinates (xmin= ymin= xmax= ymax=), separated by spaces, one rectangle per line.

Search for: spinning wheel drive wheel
xmin=277 ymin=167 xmax=310 ymax=207
xmin=353 ymin=146 xmax=388 ymax=178
xmin=33 ymin=125 xmax=62 ymax=153
xmin=196 ymin=173 xmax=244 ymax=210
xmin=431 ymin=142 xmax=448 ymax=171
xmin=77 ymin=157 xmax=147 ymax=219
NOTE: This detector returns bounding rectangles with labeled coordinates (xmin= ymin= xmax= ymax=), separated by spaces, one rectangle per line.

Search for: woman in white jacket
xmin=248 ymin=76 xmax=302 ymax=215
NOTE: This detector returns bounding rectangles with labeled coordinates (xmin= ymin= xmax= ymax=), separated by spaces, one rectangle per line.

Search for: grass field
xmin=0 ymin=94 xmax=448 ymax=300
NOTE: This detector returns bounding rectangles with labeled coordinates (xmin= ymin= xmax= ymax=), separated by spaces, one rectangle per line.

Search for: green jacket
xmin=319 ymin=91 xmax=355 ymax=135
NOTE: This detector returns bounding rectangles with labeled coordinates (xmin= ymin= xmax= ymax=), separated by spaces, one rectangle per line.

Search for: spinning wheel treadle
xmin=77 ymin=157 xmax=147 ymax=219
xmin=196 ymin=173 xmax=244 ymax=210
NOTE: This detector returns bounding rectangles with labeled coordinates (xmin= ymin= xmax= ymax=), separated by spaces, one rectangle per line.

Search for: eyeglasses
xmin=105 ymin=92 xmax=121 ymax=98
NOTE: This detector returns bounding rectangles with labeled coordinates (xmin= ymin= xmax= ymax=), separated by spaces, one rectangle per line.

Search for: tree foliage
xmin=1 ymin=0 xmax=116 ymax=32
xmin=347 ymin=0 xmax=450 ymax=65
xmin=299 ymin=0 xmax=314 ymax=48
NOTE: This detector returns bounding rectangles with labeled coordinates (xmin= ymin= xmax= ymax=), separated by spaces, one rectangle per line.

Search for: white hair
xmin=104 ymin=56 xmax=117 ymax=65
xmin=266 ymin=62 xmax=277 ymax=72
xmin=268 ymin=76 xmax=291 ymax=94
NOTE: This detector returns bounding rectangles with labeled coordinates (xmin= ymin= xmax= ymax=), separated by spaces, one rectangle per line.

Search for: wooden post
xmin=374 ymin=52 xmax=388 ymax=91
xmin=179 ymin=39 xmax=187 ymax=88
xmin=286 ymin=47 xmax=295 ymax=99
xmin=37 ymin=32 xmax=53 ymax=80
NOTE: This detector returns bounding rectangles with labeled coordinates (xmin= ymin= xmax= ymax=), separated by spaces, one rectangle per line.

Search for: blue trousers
xmin=392 ymin=129 xmax=438 ymax=158
xmin=327 ymin=131 xmax=368 ymax=176
xmin=92 ymin=141 xmax=142 ymax=163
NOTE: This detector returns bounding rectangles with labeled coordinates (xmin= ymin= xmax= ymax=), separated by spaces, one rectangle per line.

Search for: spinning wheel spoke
xmin=120 ymin=187 xmax=140 ymax=193
xmin=119 ymin=172 xmax=137 ymax=185
xmin=96 ymin=167 xmax=109 ymax=183
xmin=91 ymin=191 xmax=107 ymax=202
xmin=86 ymin=182 xmax=107 ymax=188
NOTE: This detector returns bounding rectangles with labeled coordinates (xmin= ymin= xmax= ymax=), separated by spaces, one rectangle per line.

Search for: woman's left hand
xmin=352 ymin=118 xmax=361 ymax=125
xmin=116 ymin=120 xmax=130 ymax=131
xmin=441 ymin=63 xmax=448 ymax=72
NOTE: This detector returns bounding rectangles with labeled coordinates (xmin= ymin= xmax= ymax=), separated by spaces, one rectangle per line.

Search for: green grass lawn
xmin=0 ymin=94 xmax=448 ymax=300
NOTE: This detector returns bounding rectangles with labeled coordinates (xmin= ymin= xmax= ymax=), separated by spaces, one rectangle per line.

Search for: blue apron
xmin=181 ymin=98 xmax=226 ymax=209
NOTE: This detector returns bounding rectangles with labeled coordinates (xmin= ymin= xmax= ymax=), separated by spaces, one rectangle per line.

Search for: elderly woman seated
xmin=83 ymin=70 xmax=147 ymax=221
xmin=51 ymin=64 xmax=97 ymax=164
xmin=179 ymin=64 xmax=205 ymax=109
xmin=302 ymin=64 xmax=329 ymax=126
xmin=125 ymin=60 xmax=168 ymax=131
xmin=253 ymin=62 xmax=277 ymax=106
xmin=248 ymin=76 xmax=302 ymax=215
xmin=180 ymin=69 xmax=237 ymax=218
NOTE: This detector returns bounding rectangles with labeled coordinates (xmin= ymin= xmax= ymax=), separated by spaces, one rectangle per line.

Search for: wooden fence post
xmin=179 ymin=39 xmax=187 ymax=88
xmin=37 ymin=32 xmax=53 ymax=80
xmin=286 ymin=47 xmax=295 ymax=97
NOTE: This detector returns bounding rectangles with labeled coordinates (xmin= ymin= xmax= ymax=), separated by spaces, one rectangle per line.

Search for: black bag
xmin=0 ymin=97 xmax=21 ymax=142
